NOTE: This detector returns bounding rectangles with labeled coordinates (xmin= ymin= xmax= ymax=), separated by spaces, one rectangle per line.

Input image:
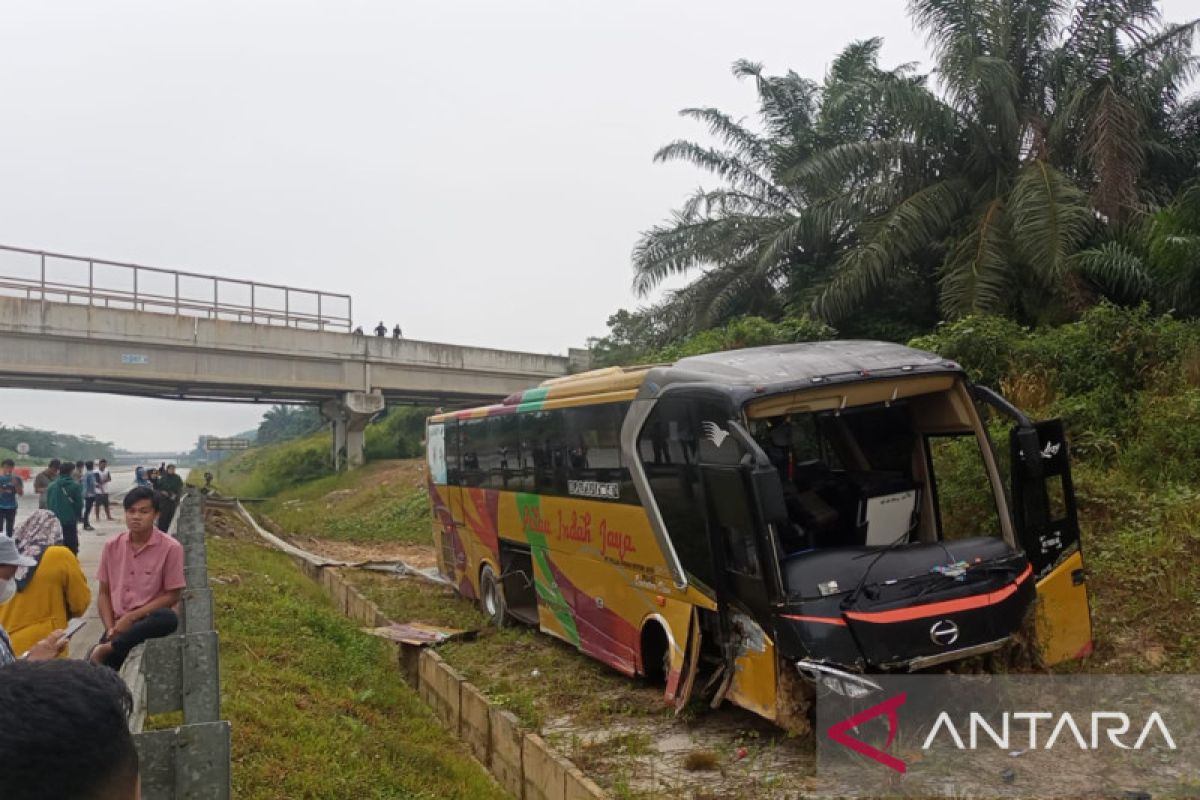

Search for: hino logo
xmin=701 ymin=421 xmax=730 ymax=448
xmin=930 ymin=619 xmax=959 ymax=646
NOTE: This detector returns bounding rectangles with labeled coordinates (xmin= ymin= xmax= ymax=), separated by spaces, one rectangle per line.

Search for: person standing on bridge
xmin=46 ymin=465 xmax=83 ymax=555
xmin=89 ymin=487 xmax=183 ymax=670
xmin=374 ymin=321 xmax=387 ymax=337
xmin=32 ymin=460 xmax=59 ymax=510
xmin=0 ymin=459 xmax=24 ymax=537
xmin=392 ymin=323 xmax=403 ymax=339
xmin=155 ymin=464 xmax=184 ymax=531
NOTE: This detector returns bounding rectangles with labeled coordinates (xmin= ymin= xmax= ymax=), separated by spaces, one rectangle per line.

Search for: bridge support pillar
xmin=320 ymin=391 xmax=385 ymax=470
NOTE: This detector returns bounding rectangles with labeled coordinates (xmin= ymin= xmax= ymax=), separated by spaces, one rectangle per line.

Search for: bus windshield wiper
xmin=841 ymin=528 xmax=915 ymax=611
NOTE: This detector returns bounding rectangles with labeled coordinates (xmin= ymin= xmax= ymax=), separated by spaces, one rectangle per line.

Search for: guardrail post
xmin=135 ymin=721 xmax=232 ymax=800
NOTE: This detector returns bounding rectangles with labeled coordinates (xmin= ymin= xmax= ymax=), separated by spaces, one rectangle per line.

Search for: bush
xmin=364 ymin=406 xmax=432 ymax=460
xmin=909 ymin=315 xmax=1029 ymax=387
xmin=1119 ymin=390 xmax=1200 ymax=485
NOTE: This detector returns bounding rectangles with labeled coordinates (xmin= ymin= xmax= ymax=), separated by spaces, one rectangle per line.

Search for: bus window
xmin=638 ymin=399 xmax=715 ymax=589
xmin=490 ymin=414 xmax=520 ymax=490
xmin=926 ymin=435 xmax=1002 ymax=540
xmin=460 ymin=418 xmax=487 ymax=487
xmin=694 ymin=402 xmax=744 ymax=466
xmin=444 ymin=420 xmax=461 ymax=485
xmin=520 ymin=409 xmax=565 ymax=494
xmin=565 ymin=404 xmax=621 ymax=470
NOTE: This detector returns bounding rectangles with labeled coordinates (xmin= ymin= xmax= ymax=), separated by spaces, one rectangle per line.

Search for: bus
xmin=424 ymin=341 xmax=1092 ymax=730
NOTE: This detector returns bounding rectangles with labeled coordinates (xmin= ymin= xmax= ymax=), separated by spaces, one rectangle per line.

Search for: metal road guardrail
xmin=0 ymin=244 xmax=352 ymax=332
xmin=120 ymin=489 xmax=231 ymax=800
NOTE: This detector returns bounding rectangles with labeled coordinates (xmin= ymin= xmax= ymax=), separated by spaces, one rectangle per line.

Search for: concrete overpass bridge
xmin=0 ymin=245 xmax=589 ymax=467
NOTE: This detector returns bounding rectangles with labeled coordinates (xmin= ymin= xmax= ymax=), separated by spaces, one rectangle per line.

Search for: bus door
xmin=1010 ymin=418 xmax=1093 ymax=663
xmin=974 ymin=388 xmax=1093 ymax=664
xmin=694 ymin=410 xmax=786 ymax=719
xmin=429 ymin=420 xmax=471 ymax=595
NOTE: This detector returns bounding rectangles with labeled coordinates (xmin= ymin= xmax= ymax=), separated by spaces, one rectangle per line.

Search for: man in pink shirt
xmin=89 ymin=486 xmax=185 ymax=669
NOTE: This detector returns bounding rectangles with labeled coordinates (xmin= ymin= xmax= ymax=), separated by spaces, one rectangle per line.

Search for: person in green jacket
xmin=46 ymin=465 xmax=83 ymax=555
xmin=155 ymin=464 xmax=185 ymax=531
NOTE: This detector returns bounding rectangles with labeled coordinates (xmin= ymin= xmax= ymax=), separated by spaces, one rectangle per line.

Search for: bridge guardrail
xmin=0 ymin=243 xmax=352 ymax=331
xmin=120 ymin=489 xmax=231 ymax=800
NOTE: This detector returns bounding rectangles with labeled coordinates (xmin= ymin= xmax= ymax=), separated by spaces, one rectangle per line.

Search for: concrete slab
xmin=490 ymin=707 xmax=526 ymax=799
xmin=523 ymin=733 xmax=567 ymax=800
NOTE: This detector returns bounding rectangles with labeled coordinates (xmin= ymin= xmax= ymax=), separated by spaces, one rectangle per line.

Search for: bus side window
xmin=521 ymin=409 xmax=565 ymax=495
xmin=460 ymin=419 xmax=487 ymax=487
xmin=565 ymin=404 xmax=622 ymax=475
xmin=491 ymin=414 xmax=520 ymax=490
xmin=444 ymin=420 xmax=461 ymax=486
xmin=638 ymin=399 xmax=716 ymax=588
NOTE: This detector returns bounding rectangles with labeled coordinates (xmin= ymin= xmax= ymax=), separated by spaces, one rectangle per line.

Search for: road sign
xmin=15 ymin=442 xmax=29 ymax=455
xmin=204 ymin=437 xmax=250 ymax=451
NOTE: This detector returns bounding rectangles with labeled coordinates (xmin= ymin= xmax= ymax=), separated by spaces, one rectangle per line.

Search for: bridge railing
xmin=0 ymin=244 xmax=352 ymax=332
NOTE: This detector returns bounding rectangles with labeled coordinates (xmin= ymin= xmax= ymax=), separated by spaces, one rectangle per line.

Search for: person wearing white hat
xmin=0 ymin=537 xmax=68 ymax=664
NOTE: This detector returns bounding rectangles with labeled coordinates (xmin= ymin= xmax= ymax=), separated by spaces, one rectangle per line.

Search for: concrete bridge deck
xmin=0 ymin=295 xmax=585 ymax=406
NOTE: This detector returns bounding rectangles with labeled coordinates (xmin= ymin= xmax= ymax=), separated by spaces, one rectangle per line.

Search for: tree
xmin=256 ymin=405 xmax=324 ymax=445
xmin=1076 ymin=180 xmax=1200 ymax=315
xmin=631 ymin=40 xmax=930 ymax=334
xmin=809 ymin=0 xmax=1198 ymax=323
xmin=634 ymin=1 xmax=1199 ymax=333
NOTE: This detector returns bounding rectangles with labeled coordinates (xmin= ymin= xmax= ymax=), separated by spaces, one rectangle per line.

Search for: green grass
xmin=204 ymin=441 xmax=430 ymax=544
xmin=342 ymin=569 xmax=671 ymax=732
xmin=208 ymin=536 xmax=507 ymax=799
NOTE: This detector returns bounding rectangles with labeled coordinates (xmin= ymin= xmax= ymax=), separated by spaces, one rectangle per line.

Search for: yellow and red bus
xmin=425 ymin=342 xmax=1092 ymax=728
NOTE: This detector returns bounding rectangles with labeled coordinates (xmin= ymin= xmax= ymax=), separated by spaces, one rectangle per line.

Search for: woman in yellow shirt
xmin=0 ymin=510 xmax=91 ymax=657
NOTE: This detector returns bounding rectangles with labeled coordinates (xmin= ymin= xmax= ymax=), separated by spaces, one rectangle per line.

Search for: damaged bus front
xmin=633 ymin=342 xmax=1092 ymax=728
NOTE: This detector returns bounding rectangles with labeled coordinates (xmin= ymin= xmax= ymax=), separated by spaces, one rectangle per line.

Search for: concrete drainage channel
xmin=228 ymin=500 xmax=606 ymax=800
xmin=121 ymin=489 xmax=232 ymax=800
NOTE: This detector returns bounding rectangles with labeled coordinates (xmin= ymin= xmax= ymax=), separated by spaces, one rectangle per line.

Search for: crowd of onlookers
xmin=0 ymin=459 xmax=189 ymax=798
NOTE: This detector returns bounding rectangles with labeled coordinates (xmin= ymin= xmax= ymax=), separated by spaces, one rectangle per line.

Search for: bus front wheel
xmin=479 ymin=565 xmax=509 ymax=628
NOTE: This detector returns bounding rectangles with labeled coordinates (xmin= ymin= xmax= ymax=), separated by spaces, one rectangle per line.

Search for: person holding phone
xmin=0 ymin=510 xmax=91 ymax=659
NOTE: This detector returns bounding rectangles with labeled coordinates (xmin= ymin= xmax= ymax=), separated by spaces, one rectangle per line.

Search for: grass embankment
xmin=206 ymin=434 xmax=429 ymax=545
xmin=208 ymin=532 xmax=507 ymax=800
xmin=349 ymin=569 xmax=669 ymax=731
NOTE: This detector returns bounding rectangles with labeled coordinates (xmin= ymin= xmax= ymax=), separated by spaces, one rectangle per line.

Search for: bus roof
xmin=428 ymin=341 xmax=960 ymax=422
xmin=648 ymin=340 xmax=957 ymax=389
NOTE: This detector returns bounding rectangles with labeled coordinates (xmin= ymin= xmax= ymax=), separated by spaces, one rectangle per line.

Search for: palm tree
xmin=631 ymin=41 xmax=924 ymax=334
xmin=1076 ymin=180 xmax=1200 ymax=315
xmin=808 ymin=0 xmax=1198 ymax=323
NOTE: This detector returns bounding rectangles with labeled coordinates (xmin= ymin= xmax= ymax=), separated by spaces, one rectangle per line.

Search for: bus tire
xmin=479 ymin=564 xmax=509 ymax=628
xmin=640 ymin=621 xmax=670 ymax=686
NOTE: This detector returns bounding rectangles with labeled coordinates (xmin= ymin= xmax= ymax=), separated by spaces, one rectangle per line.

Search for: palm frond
xmin=1008 ymin=160 xmax=1094 ymax=284
xmin=653 ymin=141 xmax=790 ymax=205
xmin=814 ymin=179 xmax=969 ymax=320
xmin=1072 ymin=240 xmax=1153 ymax=297
xmin=677 ymin=107 xmax=770 ymax=166
xmin=632 ymin=213 xmax=768 ymax=295
xmin=939 ymin=198 xmax=1013 ymax=316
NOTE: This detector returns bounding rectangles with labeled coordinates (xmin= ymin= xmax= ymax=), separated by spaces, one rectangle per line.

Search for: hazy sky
xmin=0 ymin=1 xmax=1193 ymax=451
